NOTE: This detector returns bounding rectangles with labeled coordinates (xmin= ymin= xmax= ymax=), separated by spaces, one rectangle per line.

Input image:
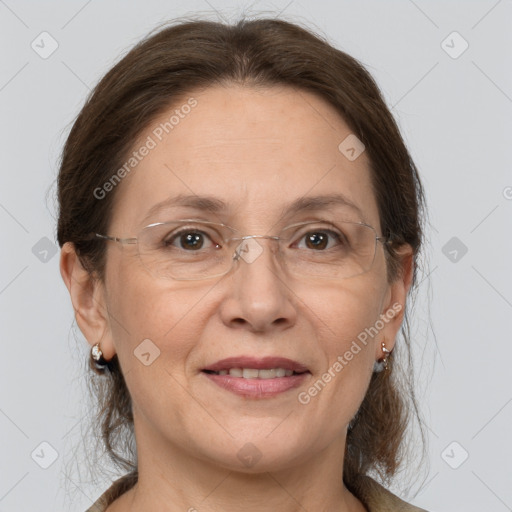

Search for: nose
xmin=218 ymin=236 xmax=297 ymax=333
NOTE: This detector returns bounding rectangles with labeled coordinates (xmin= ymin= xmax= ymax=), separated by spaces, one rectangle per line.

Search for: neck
xmin=114 ymin=419 xmax=365 ymax=512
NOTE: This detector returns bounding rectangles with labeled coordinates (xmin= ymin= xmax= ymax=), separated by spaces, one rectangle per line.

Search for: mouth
xmin=201 ymin=356 xmax=311 ymax=398
xmin=202 ymin=368 xmax=307 ymax=378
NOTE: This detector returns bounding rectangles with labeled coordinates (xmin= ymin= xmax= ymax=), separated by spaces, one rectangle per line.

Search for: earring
xmin=91 ymin=342 xmax=108 ymax=367
xmin=374 ymin=341 xmax=391 ymax=373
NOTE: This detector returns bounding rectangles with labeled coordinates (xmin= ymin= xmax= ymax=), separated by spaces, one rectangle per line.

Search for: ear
xmin=376 ymin=243 xmax=415 ymax=359
xmin=59 ymin=242 xmax=116 ymax=360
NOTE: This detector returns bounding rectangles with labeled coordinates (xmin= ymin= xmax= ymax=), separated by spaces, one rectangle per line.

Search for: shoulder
xmin=349 ymin=474 xmax=429 ymax=512
xmin=85 ymin=488 xmax=112 ymax=512
xmin=87 ymin=473 xmax=429 ymax=512
xmin=85 ymin=495 xmax=108 ymax=512
xmin=85 ymin=473 xmax=137 ymax=512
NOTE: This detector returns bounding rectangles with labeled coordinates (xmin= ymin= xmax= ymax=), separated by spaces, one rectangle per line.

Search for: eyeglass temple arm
xmin=378 ymin=232 xmax=397 ymax=245
xmin=92 ymin=233 xmax=138 ymax=244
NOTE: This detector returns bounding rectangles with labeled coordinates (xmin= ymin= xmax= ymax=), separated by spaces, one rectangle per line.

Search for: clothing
xmin=348 ymin=474 xmax=428 ymax=511
xmin=86 ymin=474 xmax=428 ymax=511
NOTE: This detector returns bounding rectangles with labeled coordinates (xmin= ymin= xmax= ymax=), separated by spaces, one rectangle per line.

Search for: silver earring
xmin=373 ymin=341 xmax=391 ymax=373
xmin=91 ymin=342 xmax=108 ymax=367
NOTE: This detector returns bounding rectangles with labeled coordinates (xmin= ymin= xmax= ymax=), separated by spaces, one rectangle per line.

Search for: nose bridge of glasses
xmin=230 ymin=234 xmax=283 ymax=268
xmin=235 ymin=234 xmax=280 ymax=242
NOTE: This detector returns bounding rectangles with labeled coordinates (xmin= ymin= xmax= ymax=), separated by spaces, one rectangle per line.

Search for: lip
xmin=202 ymin=356 xmax=309 ymax=373
xmin=201 ymin=356 xmax=310 ymax=399
xmin=202 ymin=372 xmax=310 ymax=398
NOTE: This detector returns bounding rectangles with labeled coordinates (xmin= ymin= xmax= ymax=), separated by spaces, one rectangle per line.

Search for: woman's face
xmin=79 ymin=85 xmax=410 ymax=472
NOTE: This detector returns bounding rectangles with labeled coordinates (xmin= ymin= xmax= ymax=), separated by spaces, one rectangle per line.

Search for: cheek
xmin=105 ymin=254 xmax=211 ymax=374
xmin=299 ymin=278 xmax=385 ymax=420
xmin=104 ymin=270 xmax=214 ymax=432
xmin=309 ymin=276 xmax=384 ymax=348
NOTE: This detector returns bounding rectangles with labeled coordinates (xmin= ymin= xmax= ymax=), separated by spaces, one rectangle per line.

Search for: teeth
xmin=259 ymin=369 xmax=278 ymax=379
xmin=242 ymin=368 xmax=259 ymax=379
xmin=212 ymin=368 xmax=297 ymax=379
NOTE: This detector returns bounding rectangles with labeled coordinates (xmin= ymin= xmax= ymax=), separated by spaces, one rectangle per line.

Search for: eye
xmin=295 ymin=229 xmax=345 ymax=251
xmin=164 ymin=227 xmax=220 ymax=251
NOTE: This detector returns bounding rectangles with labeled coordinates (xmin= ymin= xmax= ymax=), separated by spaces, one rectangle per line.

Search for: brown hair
xmin=57 ymin=16 xmax=426 ymax=503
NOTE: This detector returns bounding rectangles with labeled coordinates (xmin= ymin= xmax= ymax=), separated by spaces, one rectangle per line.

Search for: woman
xmin=58 ymin=17 xmax=428 ymax=511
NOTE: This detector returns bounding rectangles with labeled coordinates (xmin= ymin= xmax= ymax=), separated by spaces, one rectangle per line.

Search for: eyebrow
xmin=282 ymin=194 xmax=364 ymax=219
xmin=142 ymin=194 xmax=227 ymax=223
xmin=142 ymin=192 xmax=365 ymax=223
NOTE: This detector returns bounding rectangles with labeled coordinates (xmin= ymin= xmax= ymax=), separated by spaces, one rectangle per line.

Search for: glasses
xmin=91 ymin=219 xmax=391 ymax=281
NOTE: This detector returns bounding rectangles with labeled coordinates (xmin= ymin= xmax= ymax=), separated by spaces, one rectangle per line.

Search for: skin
xmin=61 ymin=85 xmax=413 ymax=512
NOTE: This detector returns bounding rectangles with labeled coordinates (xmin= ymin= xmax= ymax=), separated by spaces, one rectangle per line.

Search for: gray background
xmin=1 ymin=0 xmax=511 ymax=510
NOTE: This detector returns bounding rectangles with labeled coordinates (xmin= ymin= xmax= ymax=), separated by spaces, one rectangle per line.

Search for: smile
xmin=203 ymin=368 xmax=303 ymax=378
xmin=201 ymin=356 xmax=311 ymax=398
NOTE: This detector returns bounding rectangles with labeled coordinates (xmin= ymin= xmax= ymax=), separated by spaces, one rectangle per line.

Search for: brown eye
xmin=305 ymin=232 xmax=329 ymax=250
xmin=297 ymin=230 xmax=342 ymax=251
xmin=179 ymin=232 xmax=205 ymax=250
xmin=164 ymin=229 xmax=213 ymax=251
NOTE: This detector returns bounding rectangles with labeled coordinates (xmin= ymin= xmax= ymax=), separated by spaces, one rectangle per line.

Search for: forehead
xmin=110 ymin=84 xmax=380 ymax=232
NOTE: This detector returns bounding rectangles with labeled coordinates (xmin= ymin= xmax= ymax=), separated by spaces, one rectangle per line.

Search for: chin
xmin=196 ymin=436 xmax=310 ymax=474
